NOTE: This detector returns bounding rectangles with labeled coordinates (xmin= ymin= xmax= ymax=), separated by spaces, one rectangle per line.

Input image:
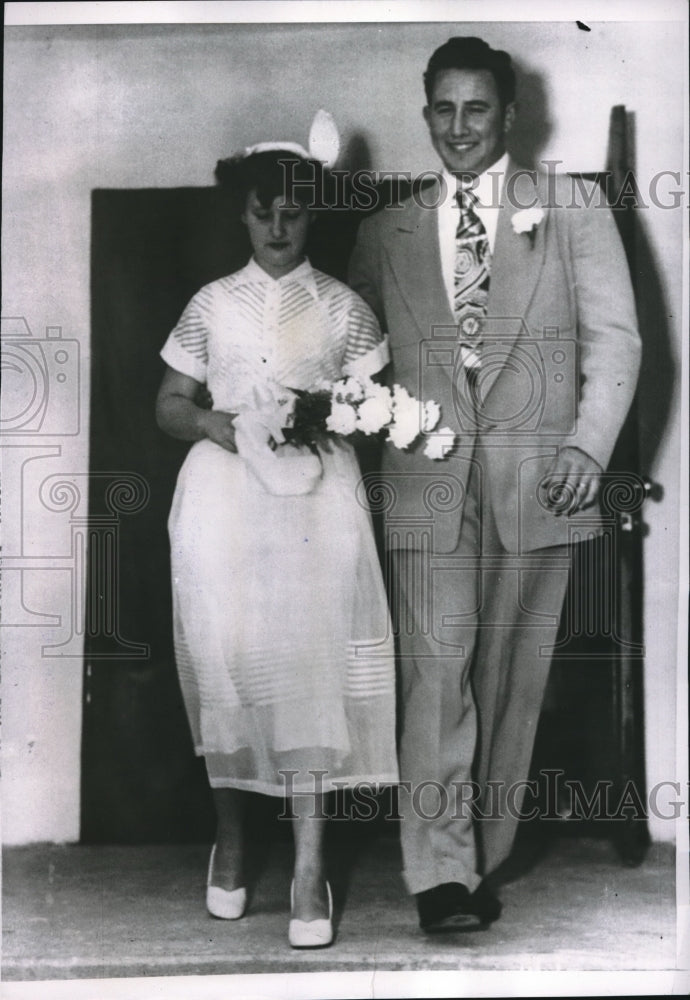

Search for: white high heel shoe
xmin=288 ymin=880 xmax=333 ymax=948
xmin=206 ymin=844 xmax=247 ymax=920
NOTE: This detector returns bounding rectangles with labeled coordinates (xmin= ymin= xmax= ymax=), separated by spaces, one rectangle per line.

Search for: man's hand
xmin=541 ymin=446 xmax=603 ymax=516
xmin=199 ymin=410 xmax=237 ymax=453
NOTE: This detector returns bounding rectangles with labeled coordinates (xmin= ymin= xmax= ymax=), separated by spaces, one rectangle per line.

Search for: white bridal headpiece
xmin=242 ymin=109 xmax=340 ymax=169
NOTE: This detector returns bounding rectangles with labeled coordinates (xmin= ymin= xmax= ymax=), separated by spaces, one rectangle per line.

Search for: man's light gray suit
xmin=349 ymin=162 xmax=641 ymax=891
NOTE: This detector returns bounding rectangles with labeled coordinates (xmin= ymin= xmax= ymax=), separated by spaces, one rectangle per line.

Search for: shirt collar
xmin=441 ymin=152 xmax=510 ymax=209
xmin=240 ymin=256 xmax=318 ymax=298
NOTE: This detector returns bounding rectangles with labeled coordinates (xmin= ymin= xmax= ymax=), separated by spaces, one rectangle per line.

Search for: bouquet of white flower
xmin=233 ymin=376 xmax=457 ymax=495
xmin=283 ymin=376 xmax=458 ymax=461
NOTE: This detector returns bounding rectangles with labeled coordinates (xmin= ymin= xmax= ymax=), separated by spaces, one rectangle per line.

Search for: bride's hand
xmin=200 ymin=410 xmax=238 ymax=452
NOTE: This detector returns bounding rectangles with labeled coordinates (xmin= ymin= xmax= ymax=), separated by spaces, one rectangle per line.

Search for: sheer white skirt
xmin=168 ymin=437 xmax=399 ymax=795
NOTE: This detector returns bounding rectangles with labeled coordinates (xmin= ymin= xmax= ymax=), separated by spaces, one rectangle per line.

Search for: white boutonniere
xmin=511 ymin=206 xmax=545 ymax=246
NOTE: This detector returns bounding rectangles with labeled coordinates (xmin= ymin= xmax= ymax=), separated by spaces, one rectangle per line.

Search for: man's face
xmin=423 ymin=67 xmax=515 ymax=177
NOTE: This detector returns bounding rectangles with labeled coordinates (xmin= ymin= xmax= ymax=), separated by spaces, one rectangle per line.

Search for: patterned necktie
xmin=454 ymin=187 xmax=490 ymax=375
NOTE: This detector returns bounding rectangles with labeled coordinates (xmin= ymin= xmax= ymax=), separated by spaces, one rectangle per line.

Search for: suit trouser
xmin=392 ymin=450 xmax=571 ymax=894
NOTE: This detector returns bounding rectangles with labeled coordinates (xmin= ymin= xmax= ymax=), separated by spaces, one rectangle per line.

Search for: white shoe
xmin=288 ymin=880 xmax=333 ymax=948
xmin=206 ymin=844 xmax=246 ymax=920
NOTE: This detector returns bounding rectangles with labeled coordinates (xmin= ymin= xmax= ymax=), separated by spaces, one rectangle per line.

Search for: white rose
xmin=390 ymin=385 xmax=418 ymax=421
xmin=388 ymin=410 xmax=421 ymax=449
xmin=356 ymin=396 xmax=392 ymax=435
xmin=422 ymin=400 xmax=441 ymax=433
xmin=388 ymin=417 xmax=420 ymax=449
xmin=333 ymin=376 xmax=365 ymax=404
xmin=511 ymin=206 xmax=545 ymax=235
xmin=363 ymin=381 xmax=393 ymax=407
xmin=423 ymin=427 xmax=458 ymax=460
xmin=388 ymin=384 xmax=423 ymax=449
xmin=391 ymin=383 xmax=414 ymax=407
xmin=326 ymin=400 xmax=358 ymax=435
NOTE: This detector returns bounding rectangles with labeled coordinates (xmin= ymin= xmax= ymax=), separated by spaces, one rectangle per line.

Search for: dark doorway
xmin=83 ymin=187 xmax=361 ymax=842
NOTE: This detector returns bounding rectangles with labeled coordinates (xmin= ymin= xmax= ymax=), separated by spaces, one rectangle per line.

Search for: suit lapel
xmin=383 ymin=166 xmax=549 ymax=407
xmin=480 ymin=160 xmax=548 ymax=399
xmin=384 ymin=179 xmax=455 ymax=339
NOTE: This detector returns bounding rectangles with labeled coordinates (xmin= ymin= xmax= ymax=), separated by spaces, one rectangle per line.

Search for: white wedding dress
xmin=160 ymin=258 xmax=398 ymax=794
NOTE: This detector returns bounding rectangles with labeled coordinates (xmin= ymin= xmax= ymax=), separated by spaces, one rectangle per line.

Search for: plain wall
xmin=2 ymin=20 xmax=685 ymax=843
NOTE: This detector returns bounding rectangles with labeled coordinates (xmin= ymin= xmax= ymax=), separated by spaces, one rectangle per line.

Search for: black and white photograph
xmin=1 ymin=2 xmax=688 ymax=998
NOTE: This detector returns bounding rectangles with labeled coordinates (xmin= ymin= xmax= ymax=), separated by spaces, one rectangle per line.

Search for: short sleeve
xmin=159 ymin=295 xmax=209 ymax=383
xmin=341 ymin=293 xmax=390 ymax=379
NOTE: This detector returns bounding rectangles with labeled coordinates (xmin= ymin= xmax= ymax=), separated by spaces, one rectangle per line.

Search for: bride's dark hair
xmin=215 ymin=150 xmax=328 ymax=212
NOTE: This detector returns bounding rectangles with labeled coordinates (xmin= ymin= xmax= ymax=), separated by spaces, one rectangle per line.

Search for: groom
xmin=349 ymin=36 xmax=641 ymax=930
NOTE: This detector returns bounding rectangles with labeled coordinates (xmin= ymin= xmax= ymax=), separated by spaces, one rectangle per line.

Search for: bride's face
xmin=242 ymin=192 xmax=311 ymax=278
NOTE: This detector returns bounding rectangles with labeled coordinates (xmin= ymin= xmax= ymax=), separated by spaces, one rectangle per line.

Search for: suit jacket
xmin=348 ymin=161 xmax=642 ymax=554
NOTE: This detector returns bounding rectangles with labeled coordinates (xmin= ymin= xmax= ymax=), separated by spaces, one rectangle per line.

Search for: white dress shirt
xmin=438 ymin=152 xmax=509 ymax=314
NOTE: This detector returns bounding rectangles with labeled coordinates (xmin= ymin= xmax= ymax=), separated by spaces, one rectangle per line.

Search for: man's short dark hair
xmin=424 ymin=36 xmax=516 ymax=111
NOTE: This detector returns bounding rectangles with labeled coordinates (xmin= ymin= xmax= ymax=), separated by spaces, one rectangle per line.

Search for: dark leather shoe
xmin=416 ymin=882 xmax=480 ymax=932
xmin=416 ymin=881 xmax=501 ymax=932
xmin=467 ymin=880 xmax=502 ymax=923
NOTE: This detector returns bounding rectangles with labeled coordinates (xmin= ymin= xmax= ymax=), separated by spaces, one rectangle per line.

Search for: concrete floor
xmin=1 ymin=831 xmax=680 ymax=990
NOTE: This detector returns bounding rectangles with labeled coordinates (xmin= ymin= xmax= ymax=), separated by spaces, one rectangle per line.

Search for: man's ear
xmin=503 ymin=102 xmax=517 ymax=133
xmin=422 ymin=105 xmax=431 ymax=127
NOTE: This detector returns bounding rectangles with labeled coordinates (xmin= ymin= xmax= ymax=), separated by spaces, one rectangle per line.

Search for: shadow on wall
xmin=627 ymin=114 xmax=676 ymax=475
xmin=509 ymin=66 xmax=553 ymax=169
xmin=342 ymin=132 xmax=373 ymax=175
xmin=635 ymin=224 xmax=675 ymax=472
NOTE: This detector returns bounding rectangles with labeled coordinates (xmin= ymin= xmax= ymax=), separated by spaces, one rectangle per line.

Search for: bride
xmin=155 ymin=140 xmax=398 ymax=948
